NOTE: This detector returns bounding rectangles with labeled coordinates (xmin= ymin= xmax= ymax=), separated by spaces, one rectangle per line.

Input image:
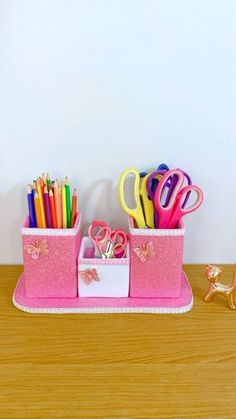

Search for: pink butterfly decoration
xmin=79 ymin=269 xmax=100 ymax=285
xmin=133 ymin=241 xmax=155 ymax=263
xmin=24 ymin=239 xmax=49 ymax=260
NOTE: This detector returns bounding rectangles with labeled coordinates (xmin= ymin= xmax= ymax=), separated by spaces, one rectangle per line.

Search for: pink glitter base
xmin=12 ymin=272 xmax=193 ymax=314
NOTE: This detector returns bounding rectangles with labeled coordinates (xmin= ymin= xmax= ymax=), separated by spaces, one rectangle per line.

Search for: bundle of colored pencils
xmin=27 ymin=173 xmax=78 ymax=229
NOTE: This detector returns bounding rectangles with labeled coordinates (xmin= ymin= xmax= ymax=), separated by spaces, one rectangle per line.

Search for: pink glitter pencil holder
xmin=22 ymin=213 xmax=81 ymax=298
xmin=129 ymin=217 xmax=185 ymax=298
xmin=78 ymin=237 xmax=130 ymax=297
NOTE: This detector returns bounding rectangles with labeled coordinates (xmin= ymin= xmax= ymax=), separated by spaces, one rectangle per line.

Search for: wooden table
xmin=0 ymin=265 xmax=235 ymax=419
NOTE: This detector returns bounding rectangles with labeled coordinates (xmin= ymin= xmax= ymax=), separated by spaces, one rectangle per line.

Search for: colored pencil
xmin=27 ymin=173 xmax=78 ymax=229
xmin=32 ymin=181 xmax=36 ymax=199
xmin=58 ymin=186 xmax=62 ymax=228
xmin=53 ymin=180 xmax=61 ymax=229
xmin=34 ymin=192 xmax=43 ymax=228
xmin=42 ymin=173 xmax=47 ymax=186
xmin=37 ymin=179 xmax=46 ymax=228
xmin=44 ymin=186 xmax=52 ymax=228
xmin=71 ymin=189 xmax=77 ymax=228
xmin=49 ymin=189 xmax=57 ymax=228
xmin=62 ymin=182 xmax=67 ymax=229
xmin=27 ymin=185 xmax=37 ymax=227
xmin=46 ymin=172 xmax=51 ymax=189
xmin=65 ymin=177 xmax=71 ymax=228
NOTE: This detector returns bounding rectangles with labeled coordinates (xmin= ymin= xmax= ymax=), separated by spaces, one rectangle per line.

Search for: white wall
xmin=0 ymin=0 xmax=235 ymax=264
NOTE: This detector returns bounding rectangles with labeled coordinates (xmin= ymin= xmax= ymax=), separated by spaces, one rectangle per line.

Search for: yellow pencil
xmin=34 ymin=192 xmax=43 ymax=228
xmin=36 ymin=179 xmax=46 ymax=228
xmin=58 ymin=186 xmax=62 ymax=229
xmin=62 ymin=182 xmax=67 ymax=229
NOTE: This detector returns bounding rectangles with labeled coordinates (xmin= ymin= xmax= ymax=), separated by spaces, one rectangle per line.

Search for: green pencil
xmin=46 ymin=172 xmax=51 ymax=189
xmin=65 ymin=177 xmax=71 ymax=228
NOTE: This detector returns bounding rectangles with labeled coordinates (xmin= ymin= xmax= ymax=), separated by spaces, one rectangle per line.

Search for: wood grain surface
xmin=0 ymin=265 xmax=235 ymax=419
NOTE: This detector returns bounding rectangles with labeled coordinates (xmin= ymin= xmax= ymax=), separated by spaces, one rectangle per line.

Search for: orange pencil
xmin=42 ymin=173 xmax=47 ymax=186
xmin=49 ymin=189 xmax=57 ymax=228
xmin=37 ymin=179 xmax=46 ymax=228
xmin=34 ymin=192 xmax=43 ymax=228
xmin=71 ymin=189 xmax=77 ymax=228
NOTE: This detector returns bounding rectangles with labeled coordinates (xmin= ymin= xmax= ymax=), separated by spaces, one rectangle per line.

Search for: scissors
xmin=139 ymin=173 xmax=155 ymax=228
xmin=88 ymin=220 xmax=108 ymax=256
xmin=89 ymin=222 xmax=128 ymax=258
xmin=146 ymin=169 xmax=170 ymax=227
xmin=153 ymin=169 xmax=204 ymax=229
xmin=97 ymin=237 xmax=127 ymax=259
xmin=140 ymin=163 xmax=169 ymax=178
xmin=146 ymin=168 xmax=192 ymax=227
xmin=119 ymin=168 xmax=149 ymax=228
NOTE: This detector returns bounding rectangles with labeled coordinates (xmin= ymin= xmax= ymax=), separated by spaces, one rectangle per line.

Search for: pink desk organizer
xmin=21 ymin=213 xmax=81 ymax=298
xmin=129 ymin=217 xmax=185 ymax=298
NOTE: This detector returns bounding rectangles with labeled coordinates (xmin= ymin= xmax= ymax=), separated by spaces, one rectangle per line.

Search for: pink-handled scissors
xmin=154 ymin=169 xmax=204 ymax=229
xmin=97 ymin=237 xmax=127 ymax=259
xmin=88 ymin=220 xmax=108 ymax=256
xmin=88 ymin=221 xmax=128 ymax=258
xmin=95 ymin=226 xmax=128 ymax=258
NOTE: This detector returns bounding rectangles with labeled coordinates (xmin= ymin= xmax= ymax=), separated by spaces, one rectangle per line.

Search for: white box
xmin=78 ymin=237 xmax=130 ymax=297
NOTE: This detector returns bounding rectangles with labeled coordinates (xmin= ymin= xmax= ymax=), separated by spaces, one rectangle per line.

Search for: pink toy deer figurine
xmin=204 ymin=264 xmax=236 ymax=310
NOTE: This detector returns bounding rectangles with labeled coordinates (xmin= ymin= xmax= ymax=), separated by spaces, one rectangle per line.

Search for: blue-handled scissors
xmin=140 ymin=163 xmax=169 ymax=178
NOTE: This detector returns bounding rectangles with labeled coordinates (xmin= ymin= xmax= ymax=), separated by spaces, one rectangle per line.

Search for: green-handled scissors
xmin=119 ymin=168 xmax=153 ymax=228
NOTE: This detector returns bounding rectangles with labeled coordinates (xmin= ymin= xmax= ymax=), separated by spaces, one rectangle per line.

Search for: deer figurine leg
xmin=204 ymin=285 xmax=215 ymax=302
xmin=226 ymin=292 xmax=236 ymax=310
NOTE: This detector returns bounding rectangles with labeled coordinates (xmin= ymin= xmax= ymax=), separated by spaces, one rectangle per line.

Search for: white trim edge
xmin=21 ymin=215 xmax=81 ymax=237
xmin=12 ymin=295 xmax=193 ymax=315
xmin=128 ymin=217 xmax=185 ymax=236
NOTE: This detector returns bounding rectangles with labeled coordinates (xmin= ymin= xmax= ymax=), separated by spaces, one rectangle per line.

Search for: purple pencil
xmin=44 ymin=186 xmax=52 ymax=228
xmin=27 ymin=185 xmax=37 ymax=228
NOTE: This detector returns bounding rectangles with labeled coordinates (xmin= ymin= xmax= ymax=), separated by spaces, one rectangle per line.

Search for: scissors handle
xmin=88 ymin=222 xmax=109 ymax=257
xmin=158 ymin=163 xmax=169 ymax=171
xmin=119 ymin=168 xmax=146 ymax=228
xmin=146 ymin=170 xmax=167 ymax=227
xmin=154 ymin=169 xmax=185 ymax=228
xmin=111 ymin=230 xmax=128 ymax=246
xmin=88 ymin=220 xmax=107 ymax=241
xmin=140 ymin=163 xmax=169 ymax=178
xmin=168 ymin=185 xmax=204 ymax=229
xmin=139 ymin=174 xmax=155 ymax=228
xmin=167 ymin=169 xmax=192 ymax=208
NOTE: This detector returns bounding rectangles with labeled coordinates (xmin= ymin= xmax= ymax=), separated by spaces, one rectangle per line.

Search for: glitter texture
xmin=22 ymin=215 xmax=81 ymax=298
xmin=129 ymin=222 xmax=185 ymax=298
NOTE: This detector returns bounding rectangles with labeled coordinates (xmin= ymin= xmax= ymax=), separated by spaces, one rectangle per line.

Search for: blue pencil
xmin=27 ymin=185 xmax=37 ymax=227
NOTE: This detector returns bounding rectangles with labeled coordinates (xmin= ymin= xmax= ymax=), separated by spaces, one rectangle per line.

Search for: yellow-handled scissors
xmin=119 ymin=168 xmax=152 ymax=228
